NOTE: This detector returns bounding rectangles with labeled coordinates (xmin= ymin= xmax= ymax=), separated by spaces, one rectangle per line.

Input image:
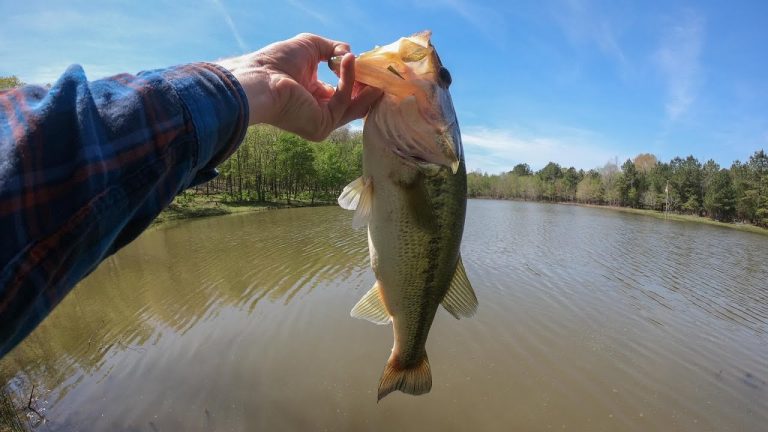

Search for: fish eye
xmin=438 ymin=67 xmax=452 ymax=87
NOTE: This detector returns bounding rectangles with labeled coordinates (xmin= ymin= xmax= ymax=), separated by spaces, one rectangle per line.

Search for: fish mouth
xmin=328 ymin=33 xmax=436 ymax=104
xmin=329 ymin=32 xmax=463 ymax=174
xmin=383 ymin=111 xmax=462 ymax=174
xmin=366 ymin=93 xmax=462 ymax=174
xmin=328 ymin=54 xmax=427 ymax=103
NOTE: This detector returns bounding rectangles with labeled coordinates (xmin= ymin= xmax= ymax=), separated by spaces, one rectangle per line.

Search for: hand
xmin=216 ymin=33 xmax=383 ymax=141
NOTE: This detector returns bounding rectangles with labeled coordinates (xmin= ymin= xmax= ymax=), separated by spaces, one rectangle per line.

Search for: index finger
xmin=294 ymin=33 xmax=351 ymax=61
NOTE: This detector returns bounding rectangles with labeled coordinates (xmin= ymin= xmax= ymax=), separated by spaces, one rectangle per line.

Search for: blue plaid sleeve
xmin=0 ymin=62 xmax=249 ymax=356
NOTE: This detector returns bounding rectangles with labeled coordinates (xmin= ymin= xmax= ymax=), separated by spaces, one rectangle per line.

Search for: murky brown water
xmin=1 ymin=200 xmax=767 ymax=431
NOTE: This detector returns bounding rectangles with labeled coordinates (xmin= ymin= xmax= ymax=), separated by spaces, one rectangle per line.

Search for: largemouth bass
xmin=332 ymin=31 xmax=478 ymax=401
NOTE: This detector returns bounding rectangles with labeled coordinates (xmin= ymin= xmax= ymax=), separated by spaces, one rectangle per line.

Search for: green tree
xmin=312 ymin=137 xmax=361 ymax=202
xmin=619 ymin=159 xmax=640 ymax=208
xmin=511 ymin=163 xmax=532 ymax=177
xmin=600 ymin=160 xmax=622 ymax=206
xmin=0 ymin=75 xmax=23 ymax=90
xmin=576 ymin=170 xmax=603 ymax=204
xmin=703 ymin=169 xmax=735 ymax=221
xmin=748 ymin=150 xmax=768 ymax=226
xmin=561 ymin=167 xmax=581 ymax=201
xmin=537 ymin=162 xmax=562 ymax=201
xmin=201 ymin=125 xmax=364 ymax=204
xmin=645 ymin=161 xmax=671 ymax=210
xmin=669 ymin=156 xmax=703 ymax=214
xmin=467 ymin=171 xmax=492 ymax=197
xmin=730 ymin=151 xmax=768 ymax=226
xmin=275 ymin=133 xmax=315 ymax=203
xmin=633 ymin=153 xmax=658 ymax=174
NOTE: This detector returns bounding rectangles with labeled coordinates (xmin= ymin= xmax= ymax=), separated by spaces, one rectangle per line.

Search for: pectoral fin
xmin=441 ymin=256 xmax=478 ymax=319
xmin=337 ymin=176 xmax=373 ymax=229
xmin=351 ymin=281 xmax=391 ymax=325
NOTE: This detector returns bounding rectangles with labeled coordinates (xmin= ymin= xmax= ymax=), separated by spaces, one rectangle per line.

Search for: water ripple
xmin=1 ymin=202 xmax=766 ymax=431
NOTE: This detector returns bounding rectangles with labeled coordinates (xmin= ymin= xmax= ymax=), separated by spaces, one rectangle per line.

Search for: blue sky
xmin=1 ymin=0 xmax=767 ymax=173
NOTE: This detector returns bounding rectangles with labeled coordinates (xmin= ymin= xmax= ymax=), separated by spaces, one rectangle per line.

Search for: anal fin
xmin=351 ymin=281 xmax=391 ymax=325
xmin=441 ymin=255 xmax=478 ymax=319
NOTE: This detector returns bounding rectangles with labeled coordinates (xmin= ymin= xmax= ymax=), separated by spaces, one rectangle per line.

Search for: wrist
xmin=215 ymin=56 xmax=276 ymax=126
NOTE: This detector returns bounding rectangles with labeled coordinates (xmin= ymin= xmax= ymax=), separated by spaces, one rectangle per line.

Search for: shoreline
xmin=470 ymin=198 xmax=768 ymax=236
xmin=154 ymin=195 xmax=768 ymax=237
xmin=151 ymin=194 xmax=335 ymax=227
xmin=576 ymin=204 xmax=768 ymax=235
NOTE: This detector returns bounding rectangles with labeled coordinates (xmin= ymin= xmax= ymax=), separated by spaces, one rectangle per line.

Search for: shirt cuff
xmin=155 ymin=62 xmax=250 ymax=188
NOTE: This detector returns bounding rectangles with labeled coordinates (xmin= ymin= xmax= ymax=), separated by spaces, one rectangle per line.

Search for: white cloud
xmin=460 ymin=125 xmax=619 ymax=173
xmin=654 ymin=10 xmax=705 ymax=120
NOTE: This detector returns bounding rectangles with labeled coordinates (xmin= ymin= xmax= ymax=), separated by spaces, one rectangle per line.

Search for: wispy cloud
xmin=24 ymin=63 xmax=125 ymax=84
xmin=429 ymin=0 xmax=507 ymax=44
xmin=460 ymin=125 xmax=618 ymax=173
xmin=6 ymin=9 xmax=87 ymax=32
xmin=0 ymin=3 xmax=230 ymax=82
xmin=210 ymin=0 xmax=248 ymax=53
xmin=286 ymin=0 xmax=331 ymax=25
xmin=554 ymin=0 xmax=629 ymax=70
xmin=654 ymin=10 xmax=705 ymax=121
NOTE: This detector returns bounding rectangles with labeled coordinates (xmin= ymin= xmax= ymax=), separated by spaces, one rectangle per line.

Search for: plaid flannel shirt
xmin=0 ymin=63 xmax=249 ymax=356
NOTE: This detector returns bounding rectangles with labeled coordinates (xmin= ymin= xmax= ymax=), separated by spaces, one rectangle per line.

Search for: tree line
xmin=196 ymin=125 xmax=363 ymax=204
xmin=468 ymin=151 xmax=768 ymax=228
xmin=4 ymin=75 xmax=768 ymax=228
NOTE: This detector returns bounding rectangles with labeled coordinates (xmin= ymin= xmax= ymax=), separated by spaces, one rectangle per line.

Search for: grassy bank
xmin=156 ymin=194 xmax=768 ymax=237
xmin=567 ymin=202 xmax=768 ymax=236
xmin=0 ymin=389 xmax=26 ymax=432
xmin=469 ymin=197 xmax=767 ymax=236
xmin=152 ymin=193 xmax=335 ymax=226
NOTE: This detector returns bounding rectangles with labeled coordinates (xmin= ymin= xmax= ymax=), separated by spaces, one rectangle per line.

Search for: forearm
xmin=0 ymin=63 xmax=248 ymax=356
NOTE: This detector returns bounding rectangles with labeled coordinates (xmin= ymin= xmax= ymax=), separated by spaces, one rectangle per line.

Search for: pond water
xmin=1 ymin=200 xmax=767 ymax=431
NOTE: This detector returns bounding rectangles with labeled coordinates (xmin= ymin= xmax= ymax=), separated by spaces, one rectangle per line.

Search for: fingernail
xmin=333 ymin=45 xmax=351 ymax=56
xmin=328 ymin=56 xmax=343 ymax=74
xmin=328 ymin=53 xmax=354 ymax=74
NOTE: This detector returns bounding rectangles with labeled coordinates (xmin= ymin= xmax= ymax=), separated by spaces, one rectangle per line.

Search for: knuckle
xmin=295 ymin=32 xmax=318 ymax=42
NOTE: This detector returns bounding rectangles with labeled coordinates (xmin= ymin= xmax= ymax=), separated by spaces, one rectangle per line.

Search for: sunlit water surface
xmin=1 ymin=200 xmax=767 ymax=431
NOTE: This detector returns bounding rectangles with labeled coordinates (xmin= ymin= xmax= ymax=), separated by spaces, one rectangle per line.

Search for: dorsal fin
xmin=351 ymin=281 xmax=391 ymax=325
xmin=441 ymin=256 xmax=478 ymax=319
xmin=337 ymin=176 xmax=373 ymax=229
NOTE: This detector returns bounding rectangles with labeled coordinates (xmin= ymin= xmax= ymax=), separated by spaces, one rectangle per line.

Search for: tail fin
xmin=377 ymin=353 xmax=432 ymax=401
